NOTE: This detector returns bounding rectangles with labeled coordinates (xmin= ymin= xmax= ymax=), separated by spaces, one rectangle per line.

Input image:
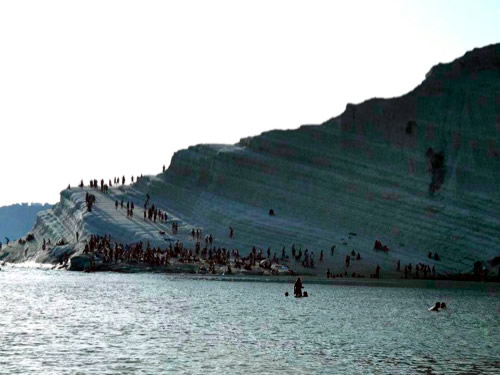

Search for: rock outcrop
xmin=2 ymin=44 xmax=499 ymax=277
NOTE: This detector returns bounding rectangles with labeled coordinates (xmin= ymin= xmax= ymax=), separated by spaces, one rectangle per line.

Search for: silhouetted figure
xmin=76 ymin=232 xmax=79 ymax=242
xmin=86 ymin=193 xmax=96 ymax=212
xmin=294 ymin=277 xmax=303 ymax=297
xmin=229 ymin=226 xmax=234 ymax=238
xmin=269 ymin=209 xmax=275 ymax=216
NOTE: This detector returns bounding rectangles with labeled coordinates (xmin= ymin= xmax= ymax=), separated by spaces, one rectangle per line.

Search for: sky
xmin=0 ymin=0 xmax=499 ymax=206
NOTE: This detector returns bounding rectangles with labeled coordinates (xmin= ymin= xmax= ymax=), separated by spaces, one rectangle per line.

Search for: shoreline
xmin=2 ymin=261 xmax=499 ymax=290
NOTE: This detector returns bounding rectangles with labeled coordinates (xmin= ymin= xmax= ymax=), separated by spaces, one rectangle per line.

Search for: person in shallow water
xmin=294 ymin=277 xmax=303 ymax=297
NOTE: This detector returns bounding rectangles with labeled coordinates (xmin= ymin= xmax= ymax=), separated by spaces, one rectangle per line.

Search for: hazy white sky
xmin=0 ymin=0 xmax=499 ymax=206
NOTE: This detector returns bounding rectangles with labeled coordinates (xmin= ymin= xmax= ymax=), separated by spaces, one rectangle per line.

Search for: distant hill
xmin=0 ymin=203 xmax=52 ymax=242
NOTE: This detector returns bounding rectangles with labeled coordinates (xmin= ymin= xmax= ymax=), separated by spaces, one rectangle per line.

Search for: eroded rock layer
xmin=2 ymin=44 xmax=499 ymax=276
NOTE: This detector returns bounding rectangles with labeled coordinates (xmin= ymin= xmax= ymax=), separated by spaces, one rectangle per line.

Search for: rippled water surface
xmin=0 ymin=268 xmax=498 ymax=374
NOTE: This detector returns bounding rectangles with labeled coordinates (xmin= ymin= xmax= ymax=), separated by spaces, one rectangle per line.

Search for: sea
xmin=0 ymin=267 xmax=498 ymax=374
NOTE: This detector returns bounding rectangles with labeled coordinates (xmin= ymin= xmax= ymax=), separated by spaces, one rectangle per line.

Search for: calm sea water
xmin=0 ymin=268 xmax=498 ymax=374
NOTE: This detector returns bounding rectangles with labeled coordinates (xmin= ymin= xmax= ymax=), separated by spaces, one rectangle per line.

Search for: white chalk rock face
xmin=2 ymin=44 xmax=499 ymax=276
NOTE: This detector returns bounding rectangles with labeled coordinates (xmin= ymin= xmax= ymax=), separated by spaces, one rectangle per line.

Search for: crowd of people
xmin=79 ymin=233 xmax=247 ymax=273
xmin=83 ymin=234 xmax=175 ymax=266
xmin=144 ymin=204 xmax=167 ymax=223
xmin=49 ymin=171 xmax=454 ymax=280
xmin=400 ymin=261 xmax=436 ymax=279
xmin=75 ymin=230 xmax=342 ymax=276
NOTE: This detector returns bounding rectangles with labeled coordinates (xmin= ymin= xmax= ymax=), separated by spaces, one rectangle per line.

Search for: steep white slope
xmin=1 ymin=44 xmax=499 ymax=278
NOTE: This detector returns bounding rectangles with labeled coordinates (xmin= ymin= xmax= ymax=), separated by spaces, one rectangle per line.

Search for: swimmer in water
xmin=429 ymin=302 xmax=440 ymax=312
xmin=440 ymin=302 xmax=447 ymax=309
